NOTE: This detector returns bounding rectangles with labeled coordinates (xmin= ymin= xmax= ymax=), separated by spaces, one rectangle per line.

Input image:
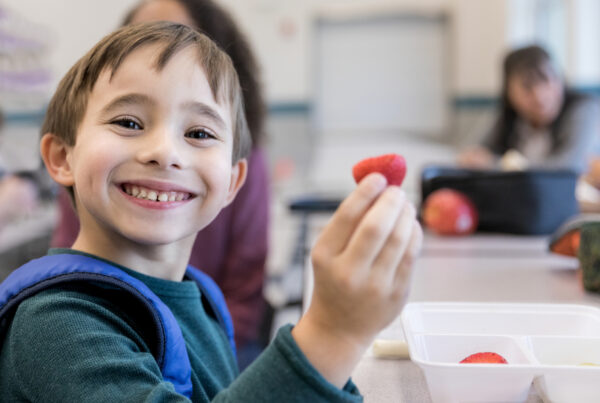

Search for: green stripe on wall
xmin=268 ymin=102 xmax=310 ymax=114
xmin=5 ymin=85 xmax=600 ymax=121
xmin=3 ymin=109 xmax=46 ymax=124
xmin=452 ymin=85 xmax=600 ymax=109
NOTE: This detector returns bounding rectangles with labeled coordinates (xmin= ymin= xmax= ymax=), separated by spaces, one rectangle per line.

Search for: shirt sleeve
xmin=1 ymin=288 xmax=191 ymax=403
xmin=540 ymin=96 xmax=600 ymax=173
xmin=213 ymin=325 xmax=363 ymax=403
xmin=2 ymin=292 xmax=362 ymax=402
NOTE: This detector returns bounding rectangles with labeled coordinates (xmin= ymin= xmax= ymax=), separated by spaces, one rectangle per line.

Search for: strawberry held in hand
xmin=352 ymin=154 xmax=407 ymax=186
xmin=460 ymin=352 xmax=508 ymax=364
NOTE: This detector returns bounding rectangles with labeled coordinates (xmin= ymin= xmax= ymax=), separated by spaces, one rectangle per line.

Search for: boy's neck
xmin=71 ymin=228 xmax=196 ymax=282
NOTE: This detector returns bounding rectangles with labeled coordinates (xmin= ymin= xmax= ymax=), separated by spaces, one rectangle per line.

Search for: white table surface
xmin=348 ymin=233 xmax=600 ymax=402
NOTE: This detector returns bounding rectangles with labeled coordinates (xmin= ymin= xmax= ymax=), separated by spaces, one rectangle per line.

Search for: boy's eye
xmin=112 ymin=118 xmax=142 ymax=130
xmin=185 ymin=128 xmax=216 ymax=140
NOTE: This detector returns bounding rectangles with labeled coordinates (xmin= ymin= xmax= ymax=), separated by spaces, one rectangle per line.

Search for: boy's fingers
xmin=343 ymin=186 xmax=406 ymax=270
xmin=370 ymin=201 xmax=416 ymax=285
xmin=316 ymin=173 xmax=387 ymax=255
xmin=393 ymin=221 xmax=423 ymax=292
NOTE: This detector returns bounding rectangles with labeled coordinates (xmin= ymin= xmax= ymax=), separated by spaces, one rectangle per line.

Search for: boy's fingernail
xmin=367 ymin=172 xmax=387 ymax=188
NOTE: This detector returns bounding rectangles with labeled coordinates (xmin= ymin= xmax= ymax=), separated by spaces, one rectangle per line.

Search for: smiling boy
xmin=0 ymin=22 xmax=422 ymax=402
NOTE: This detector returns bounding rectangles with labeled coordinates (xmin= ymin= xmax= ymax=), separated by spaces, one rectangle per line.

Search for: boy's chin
xmin=116 ymin=224 xmax=204 ymax=248
xmin=123 ymin=232 xmax=198 ymax=249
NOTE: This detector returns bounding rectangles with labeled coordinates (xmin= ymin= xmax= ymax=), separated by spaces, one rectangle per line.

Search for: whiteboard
xmin=313 ymin=14 xmax=449 ymax=138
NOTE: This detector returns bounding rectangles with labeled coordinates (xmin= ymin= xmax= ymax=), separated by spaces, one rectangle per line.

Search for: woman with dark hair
xmin=458 ymin=45 xmax=600 ymax=172
xmin=50 ymin=0 xmax=270 ymax=370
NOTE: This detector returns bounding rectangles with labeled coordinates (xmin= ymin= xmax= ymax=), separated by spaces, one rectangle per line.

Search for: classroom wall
xmin=3 ymin=0 xmax=598 ymax=106
xmin=567 ymin=0 xmax=600 ymax=87
xmin=450 ymin=0 xmax=507 ymax=97
xmin=2 ymin=0 xmax=598 ymax=153
xmin=218 ymin=0 xmax=448 ymax=104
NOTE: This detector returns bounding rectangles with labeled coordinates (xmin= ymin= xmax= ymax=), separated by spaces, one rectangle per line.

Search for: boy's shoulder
xmin=0 ymin=253 xmax=234 ymax=398
xmin=0 ymin=254 xmax=196 ymax=396
xmin=0 ymin=284 xmax=162 ymax=401
xmin=8 ymin=283 xmax=148 ymax=344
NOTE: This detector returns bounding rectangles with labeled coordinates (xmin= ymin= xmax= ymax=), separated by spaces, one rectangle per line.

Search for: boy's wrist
xmin=291 ymin=311 xmax=372 ymax=389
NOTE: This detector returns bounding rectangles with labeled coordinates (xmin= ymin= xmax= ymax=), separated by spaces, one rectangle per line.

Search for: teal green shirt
xmin=0 ymin=250 xmax=362 ymax=402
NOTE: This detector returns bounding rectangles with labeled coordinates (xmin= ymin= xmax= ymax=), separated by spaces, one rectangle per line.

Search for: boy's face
xmin=60 ymin=44 xmax=245 ymax=247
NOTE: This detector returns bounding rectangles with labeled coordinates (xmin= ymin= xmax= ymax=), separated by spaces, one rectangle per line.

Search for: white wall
xmin=2 ymin=0 xmax=598 ymax=105
xmin=218 ymin=0 xmax=313 ymax=103
xmin=450 ymin=0 xmax=508 ymax=96
xmin=566 ymin=0 xmax=600 ymax=86
xmin=205 ymin=0 xmax=450 ymax=103
xmin=313 ymin=12 xmax=449 ymax=137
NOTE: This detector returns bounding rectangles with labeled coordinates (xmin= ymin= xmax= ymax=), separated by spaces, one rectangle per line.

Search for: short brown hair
xmin=42 ymin=21 xmax=251 ymax=162
xmin=124 ymin=0 xmax=266 ymax=146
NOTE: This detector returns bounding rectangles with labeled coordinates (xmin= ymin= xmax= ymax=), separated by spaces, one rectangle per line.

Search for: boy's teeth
xmin=124 ymin=184 xmax=189 ymax=202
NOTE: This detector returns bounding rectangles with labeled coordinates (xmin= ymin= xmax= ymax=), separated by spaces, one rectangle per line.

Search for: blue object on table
xmin=421 ymin=166 xmax=579 ymax=235
xmin=288 ymin=196 xmax=341 ymax=213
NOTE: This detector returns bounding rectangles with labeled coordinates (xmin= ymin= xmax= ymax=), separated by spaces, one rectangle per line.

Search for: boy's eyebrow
xmin=101 ymin=93 xmax=154 ymax=115
xmin=100 ymin=95 xmax=228 ymax=130
xmin=182 ymin=101 xmax=228 ymax=131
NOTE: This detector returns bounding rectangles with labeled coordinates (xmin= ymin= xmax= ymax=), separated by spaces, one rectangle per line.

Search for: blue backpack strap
xmin=0 ymin=254 xmax=192 ymax=398
xmin=185 ymin=266 xmax=236 ymax=357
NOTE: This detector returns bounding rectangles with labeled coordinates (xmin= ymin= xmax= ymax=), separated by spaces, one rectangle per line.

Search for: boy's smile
xmin=121 ymin=181 xmax=195 ymax=206
xmin=46 ymin=44 xmax=246 ymax=277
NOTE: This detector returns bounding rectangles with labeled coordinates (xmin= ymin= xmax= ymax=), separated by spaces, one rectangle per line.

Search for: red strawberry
xmin=352 ymin=154 xmax=406 ymax=186
xmin=422 ymin=189 xmax=478 ymax=236
xmin=459 ymin=352 xmax=508 ymax=364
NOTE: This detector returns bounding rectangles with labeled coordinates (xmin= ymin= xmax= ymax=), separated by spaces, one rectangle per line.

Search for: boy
xmin=0 ymin=22 xmax=422 ymax=401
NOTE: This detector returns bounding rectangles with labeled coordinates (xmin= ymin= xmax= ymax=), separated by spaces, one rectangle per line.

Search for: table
xmin=350 ymin=233 xmax=600 ymax=402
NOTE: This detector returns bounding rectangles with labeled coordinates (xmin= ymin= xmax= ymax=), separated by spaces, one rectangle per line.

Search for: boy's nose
xmin=137 ymin=131 xmax=184 ymax=169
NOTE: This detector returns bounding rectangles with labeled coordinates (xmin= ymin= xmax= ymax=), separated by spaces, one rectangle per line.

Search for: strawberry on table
xmin=352 ymin=154 xmax=407 ymax=186
xmin=422 ymin=188 xmax=478 ymax=236
xmin=460 ymin=352 xmax=508 ymax=364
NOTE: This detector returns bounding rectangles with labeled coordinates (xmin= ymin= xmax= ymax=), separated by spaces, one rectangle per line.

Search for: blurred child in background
xmin=0 ymin=111 xmax=39 ymax=228
xmin=458 ymin=45 xmax=600 ymax=173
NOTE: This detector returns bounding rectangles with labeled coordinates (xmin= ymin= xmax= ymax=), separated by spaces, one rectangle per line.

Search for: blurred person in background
xmin=458 ymin=45 xmax=600 ymax=173
xmin=50 ymin=0 xmax=270 ymax=370
xmin=0 ymin=111 xmax=40 ymax=228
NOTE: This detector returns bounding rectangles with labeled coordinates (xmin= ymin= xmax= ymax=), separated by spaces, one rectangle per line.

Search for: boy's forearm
xmin=291 ymin=312 xmax=371 ymax=389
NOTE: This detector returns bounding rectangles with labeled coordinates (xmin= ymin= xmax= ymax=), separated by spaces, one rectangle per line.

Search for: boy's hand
xmin=292 ymin=173 xmax=422 ymax=388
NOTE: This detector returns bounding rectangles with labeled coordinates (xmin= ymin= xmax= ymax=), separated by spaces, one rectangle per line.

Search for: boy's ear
xmin=224 ymin=158 xmax=248 ymax=206
xmin=40 ymin=133 xmax=75 ymax=187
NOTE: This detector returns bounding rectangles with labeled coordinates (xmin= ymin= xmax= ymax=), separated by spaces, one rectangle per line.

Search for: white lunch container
xmin=401 ymin=302 xmax=600 ymax=403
